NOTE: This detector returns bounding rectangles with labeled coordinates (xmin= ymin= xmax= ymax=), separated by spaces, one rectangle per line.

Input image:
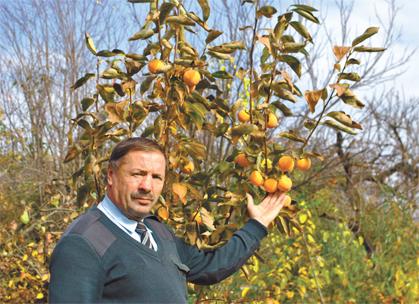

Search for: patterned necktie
xmin=135 ymin=221 xmax=155 ymax=251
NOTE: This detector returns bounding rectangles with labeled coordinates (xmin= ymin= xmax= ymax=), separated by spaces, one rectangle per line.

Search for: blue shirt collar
xmin=99 ymin=195 xmax=138 ymax=234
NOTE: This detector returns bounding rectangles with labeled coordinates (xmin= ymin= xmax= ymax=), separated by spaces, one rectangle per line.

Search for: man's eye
xmin=153 ymin=176 xmax=163 ymax=180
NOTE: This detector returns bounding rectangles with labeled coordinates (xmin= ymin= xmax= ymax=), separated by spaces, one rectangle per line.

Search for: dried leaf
xmin=200 ymin=207 xmax=215 ymax=231
xmin=172 ymin=183 xmax=188 ymax=204
xmin=198 ymin=0 xmax=210 ymax=22
xmin=304 ymin=89 xmax=323 ymax=113
xmin=205 ymin=30 xmax=223 ymax=44
xmin=333 ymin=46 xmax=350 ymax=62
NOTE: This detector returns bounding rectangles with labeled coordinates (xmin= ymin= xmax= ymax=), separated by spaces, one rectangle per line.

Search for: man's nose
xmin=138 ymin=174 xmax=152 ymax=192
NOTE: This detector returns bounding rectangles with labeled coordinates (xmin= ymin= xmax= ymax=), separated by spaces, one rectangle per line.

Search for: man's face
xmin=107 ymin=150 xmax=166 ymax=220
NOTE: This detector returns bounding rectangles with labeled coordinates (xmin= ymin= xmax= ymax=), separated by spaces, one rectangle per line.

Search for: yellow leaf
xmin=241 ymin=286 xmax=250 ymax=298
xmin=298 ymin=213 xmax=308 ymax=224
xmin=22 ymin=254 xmax=28 ymax=261
xmin=36 ymin=293 xmax=44 ymax=300
xmin=307 ymin=234 xmax=315 ymax=244
xmin=157 ymin=207 xmax=169 ymax=221
xmin=172 ymin=183 xmax=188 ymax=205
xmin=286 ymin=290 xmax=294 ymax=299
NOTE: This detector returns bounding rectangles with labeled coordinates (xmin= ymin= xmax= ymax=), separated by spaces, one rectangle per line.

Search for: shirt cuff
xmin=241 ymin=219 xmax=268 ymax=240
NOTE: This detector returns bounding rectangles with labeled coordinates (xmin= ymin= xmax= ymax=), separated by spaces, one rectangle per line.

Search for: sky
xmin=316 ymin=0 xmax=418 ymax=99
xmin=325 ymin=0 xmax=418 ymax=99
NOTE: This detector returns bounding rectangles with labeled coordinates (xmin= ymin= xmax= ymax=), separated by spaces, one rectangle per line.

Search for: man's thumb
xmin=246 ymin=193 xmax=254 ymax=206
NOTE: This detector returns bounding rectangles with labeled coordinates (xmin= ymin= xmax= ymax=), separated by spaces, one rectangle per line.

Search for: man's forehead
xmin=119 ymin=150 xmax=166 ymax=170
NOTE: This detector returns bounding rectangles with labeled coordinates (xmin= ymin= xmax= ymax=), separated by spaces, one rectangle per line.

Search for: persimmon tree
xmin=66 ymin=0 xmax=384 ymax=302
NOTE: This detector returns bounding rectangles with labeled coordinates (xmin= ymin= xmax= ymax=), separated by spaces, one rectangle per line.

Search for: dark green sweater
xmin=49 ymin=206 xmax=267 ymax=303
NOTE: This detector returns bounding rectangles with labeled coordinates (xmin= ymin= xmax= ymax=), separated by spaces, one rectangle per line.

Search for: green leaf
xmin=166 ymin=15 xmax=195 ymax=26
xmin=304 ymin=119 xmax=316 ymax=130
xmin=184 ymin=141 xmax=207 ymax=160
xmin=289 ymin=21 xmax=312 ymax=42
xmin=140 ymin=76 xmax=156 ymax=94
xmin=352 ymin=27 xmax=379 ymax=46
xmin=128 ymin=28 xmax=155 ymax=41
xmin=279 ymin=131 xmax=306 ymax=143
xmin=347 ymin=58 xmax=361 ymax=65
xmin=205 ymin=30 xmax=223 ymax=44
xmin=290 ymin=4 xmax=318 ymax=12
xmin=283 ymin=42 xmax=306 ymax=53
xmin=159 ymin=2 xmax=175 ymax=24
xmin=215 ymin=122 xmax=229 ymax=136
xmin=81 ymin=97 xmax=95 ymax=111
xmin=141 ymin=125 xmax=154 ymax=138
xmin=326 ymin=111 xmax=362 ymax=129
xmin=101 ymin=68 xmax=122 ymax=79
xmin=96 ymin=50 xmax=123 ymax=57
xmin=126 ymin=53 xmax=147 ymax=61
xmin=198 ymin=0 xmax=210 ymax=22
xmin=276 ymin=55 xmax=301 ymax=77
xmin=322 ymin=119 xmax=358 ymax=135
xmin=212 ymin=70 xmax=233 ymax=79
xmin=257 ymin=6 xmax=277 ymax=18
xmin=271 ymin=84 xmax=297 ymax=102
xmin=207 ymin=51 xmax=232 ymax=60
xmin=291 ymin=8 xmax=319 ymax=24
xmin=85 ymin=32 xmax=97 ymax=55
xmin=340 ymin=94 xmax=365 ymax=109
xmin=71 ymin=73 xmax=95 ymax=90
xmin=97 ymin=84 xmax=116 ymax=103
xmin=64 ymin=145 xmax=81 ymax=163
xmin=338 ymin=72 xmax=361 ymax=82
xmin=231 ymin=124 xmax=257 ymax=137
xmin=353 ymin=46 xmax=386 ymax=53
xmin=272 ymin=100 xmax=293 ymax=116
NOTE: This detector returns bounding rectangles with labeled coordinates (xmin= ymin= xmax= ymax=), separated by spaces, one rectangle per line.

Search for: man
xmin=49 ymin=137 xmax=286 ymax=303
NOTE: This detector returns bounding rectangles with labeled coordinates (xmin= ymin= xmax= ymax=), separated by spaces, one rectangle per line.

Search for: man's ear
xmin=107 ymin=167 xmax=113 ymax=186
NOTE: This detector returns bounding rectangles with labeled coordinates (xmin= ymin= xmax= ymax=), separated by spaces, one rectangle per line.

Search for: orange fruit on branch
xmin=296 ymin=157 xmax=311 ymax=171
xmin=249 ymin=170 xmax=264 ymax=187
xmin=264 ymin=178 xmax=278 ymax=193
xmin=277 ymin=175 xmax=292 ymax=192
xmin=238 ymin=110 xmax=250 ymax=123
xmin=183 ymin=69 xmax=201 ymax=87
xmin=278 ymin=155 xmax=294 ymax=173
xmin=234 ymin=153 xmax=250 ymax=168
xmin=148 ymin=59 xmax=164 ymax=74
xmin=266 ymin=113 xmax=278 ymax=128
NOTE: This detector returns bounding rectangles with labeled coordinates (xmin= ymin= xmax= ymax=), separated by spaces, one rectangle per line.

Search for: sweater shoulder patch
xmin=64 ymin=209 xmax=116 ymax=257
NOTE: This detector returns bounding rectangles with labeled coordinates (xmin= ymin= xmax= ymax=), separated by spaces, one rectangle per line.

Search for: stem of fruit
xmin=262 ymin=64 xmax=277 ymax=174
xmin=248 ymin=0 xmax=259 ymax=124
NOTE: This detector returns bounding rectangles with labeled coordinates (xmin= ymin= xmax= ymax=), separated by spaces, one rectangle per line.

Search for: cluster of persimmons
xmin=235 ymin=152 xmax=311 ymax=207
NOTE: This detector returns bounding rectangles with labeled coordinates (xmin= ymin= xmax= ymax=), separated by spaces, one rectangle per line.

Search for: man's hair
xmin=108 ymin=137 xmax=165 ymax=169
